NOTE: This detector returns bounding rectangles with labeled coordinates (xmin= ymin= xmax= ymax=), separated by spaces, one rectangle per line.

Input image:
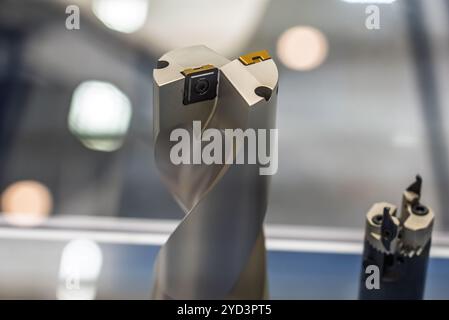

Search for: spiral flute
xmin=152 ymin=46 xmax=278 ymax=299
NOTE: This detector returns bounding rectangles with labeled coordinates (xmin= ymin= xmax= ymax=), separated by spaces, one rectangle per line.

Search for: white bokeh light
xmin=57 ymin=239 xmax=103 ymax=300
xmin=137 ymin=0 xmax=270 ymax=57
xmin=68 ymin=81 xmax=132 ymax=152
xmin=92 ymin=0 xmax=149 ymax=34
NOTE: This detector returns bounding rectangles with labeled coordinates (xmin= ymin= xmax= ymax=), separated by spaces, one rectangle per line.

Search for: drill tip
xmin=406 ymin=174 xmax=422 ymax=196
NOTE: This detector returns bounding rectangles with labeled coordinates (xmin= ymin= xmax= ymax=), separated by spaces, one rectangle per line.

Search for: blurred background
xmin=1 ymin=0 xmax=449 ymax=299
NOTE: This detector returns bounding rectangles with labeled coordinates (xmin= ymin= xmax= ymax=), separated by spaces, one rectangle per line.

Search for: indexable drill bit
xmin=359 ymin=175 xmax=435 ymax=300
xmin=152 ymin=46 xmax=278 ymax=299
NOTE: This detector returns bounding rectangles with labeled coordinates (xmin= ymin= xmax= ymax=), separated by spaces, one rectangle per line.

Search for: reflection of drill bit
xmin=152 ymin=46 xmax=278 ymax=299
xmin=359 ymin=175 xmax=435 ymax=299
